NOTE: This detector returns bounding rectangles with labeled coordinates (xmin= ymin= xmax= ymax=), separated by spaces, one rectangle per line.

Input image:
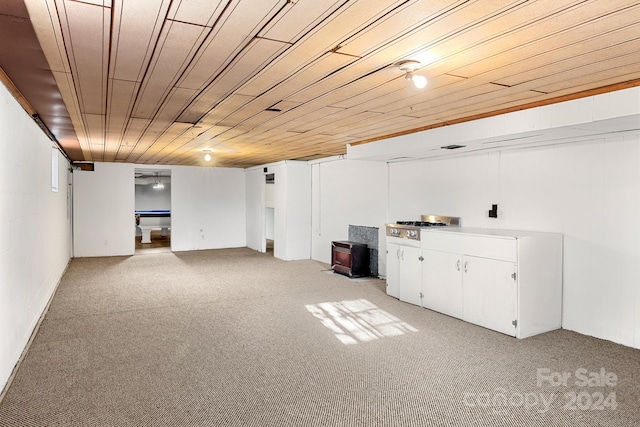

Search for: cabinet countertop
xmin=423 ymin=226 xmax=561 ymax=239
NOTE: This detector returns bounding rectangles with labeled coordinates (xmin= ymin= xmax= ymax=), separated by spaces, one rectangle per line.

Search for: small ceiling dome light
xmin=395 ymin=59 xmax=427 ymax=89
xmin=203 ymin=149 xmax=212 ymax=162
xmin=410 ymin=73 xmax=427 ymax=89
xmin=153 ymin=172 xmax=164 ymax=190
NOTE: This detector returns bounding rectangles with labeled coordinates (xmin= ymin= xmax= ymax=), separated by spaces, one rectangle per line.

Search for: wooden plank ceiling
xmin=14 ymin=0 xmax=640 ymax=168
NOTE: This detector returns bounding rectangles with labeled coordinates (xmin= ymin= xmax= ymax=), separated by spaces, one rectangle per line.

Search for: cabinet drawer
xmin=422 ymin=232 xmax=517 ymax=262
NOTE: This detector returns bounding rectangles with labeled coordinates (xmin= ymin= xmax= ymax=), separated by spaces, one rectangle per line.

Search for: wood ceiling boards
xmin=0 ymin=0 xmax=637 ymax=168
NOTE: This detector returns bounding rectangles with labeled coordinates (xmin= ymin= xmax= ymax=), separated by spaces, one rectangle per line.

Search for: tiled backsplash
xmin=348 ymin=225 xmax=379 ymax=277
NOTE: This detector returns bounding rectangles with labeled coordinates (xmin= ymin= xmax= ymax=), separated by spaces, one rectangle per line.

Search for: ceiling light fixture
xmin=203 ymin=149 xmax=212 ymax=162
xmin=395 ymin=59 xmax=427 ymax=89
xmin=153 ymin=172 xmax=164 ymax=190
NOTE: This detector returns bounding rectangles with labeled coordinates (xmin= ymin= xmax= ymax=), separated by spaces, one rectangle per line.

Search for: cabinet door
xmin=422 ymin=250 xmax=463 ymax=318
xmin=386 ymin=243 xmax=401 ymax=298
xmin=398 ymin=246 xmax=422 ymax=306
xmin=462 ymin=256 xmax=517 ymax=336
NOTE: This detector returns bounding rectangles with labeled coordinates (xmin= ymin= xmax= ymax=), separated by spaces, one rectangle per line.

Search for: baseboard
xmin=0 ymin=258 xmax=71 ymax=403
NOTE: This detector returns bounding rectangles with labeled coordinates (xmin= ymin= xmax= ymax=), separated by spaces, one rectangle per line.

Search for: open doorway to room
xmin=265 ymin=172 xmax=275 ymax=255
xmin=135 ymin=168 xmax=171 ymax=254
xmin=265 ymin=207 xmax=274 ymax=254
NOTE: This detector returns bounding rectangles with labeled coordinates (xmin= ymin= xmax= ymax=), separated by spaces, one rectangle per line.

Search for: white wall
xmin=73 ymin=164 xmax=246 ymax=255
xmin=245 ymin=162 xmax=312 ymax=260
xmin=0 ymin=82 xmax=72 ymax=392
xmin=266 ymin=162 xmax=311 ymax=260
xmin=280 ymin=162 xmax=312 ymax=260
xmin=135 ymin=181 xmax=171 ymax=210
xmin=171 ymin=166 xmax=246 ymax=251
xmin=310 ymin=159 xmax=388 ymax=268
xmin=73 ymin=162 xmax=136 ymax=257
xmin=265 ymin=180 xmax=275 ymax=208
xmin=388 ymin=154 xmax=497 ymax=225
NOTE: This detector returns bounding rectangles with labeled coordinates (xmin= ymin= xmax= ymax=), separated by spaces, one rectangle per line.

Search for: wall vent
xmin=265 ymin=173 xmax=275 ymax=184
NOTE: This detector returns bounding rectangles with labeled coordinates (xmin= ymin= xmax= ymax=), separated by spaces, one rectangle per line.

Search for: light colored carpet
xmin=1 ymin=248 xmax=639 ymax=426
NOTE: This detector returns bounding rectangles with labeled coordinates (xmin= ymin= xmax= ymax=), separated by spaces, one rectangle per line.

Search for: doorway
xmin=265 ymin=207 xmax=274 ymax=254
xmin=264 ymin=172 xmax=275 ymax=255
xmin=134 ymin=168 xmax=171 ymax=254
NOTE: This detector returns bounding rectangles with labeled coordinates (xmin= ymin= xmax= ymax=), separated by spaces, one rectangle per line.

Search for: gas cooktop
xmin=396 ymin=221 xmax=448 ymax=227
xmin=386 ymin=215 xmax=461 ymax=241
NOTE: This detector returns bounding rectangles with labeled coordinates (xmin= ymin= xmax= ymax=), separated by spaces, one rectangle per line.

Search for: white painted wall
xmin=270 ymin=164 xmax=287 ymax=259
xmin=135 ymin=181 xmax=171 ymax=210
xmin=171 ymin=166 xmax=246 ymax=251
xmin=246 ymin=162 xmax=311 ymax=260
xmin=268 ymin=162 xmax=311 ymax=260
xmin=281 ymin=162 xmax=312 ymax=260
xmin=265 ymin=181 xmax=275 ymax=208
xmin=73 ymin=162 xmax=136 ymax=257
xmin=74 ymin=164 xmax=246 ymax=255
xmin=388 ymin=154 xmax=498 ymax=225
xmin=0 ymin=82 xmax=72 ymax=392
xmin=310 ymin=158 xmax=388 ymax=269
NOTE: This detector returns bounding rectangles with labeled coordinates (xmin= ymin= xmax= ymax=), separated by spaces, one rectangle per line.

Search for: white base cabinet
xmin=461 ymin=255 xmax=516 ymax=336
xmin=386 ymin=242 xmax=401 ymax=298
xmin=421 ymin=227 xmax=563 ymax=338
xmin=386 ymin=241 xmax=421 ymax=304
xmin=421 ymin=249 xmax=463 ymax=319
xmin=398 ymin=245 xmax=422 ymax=306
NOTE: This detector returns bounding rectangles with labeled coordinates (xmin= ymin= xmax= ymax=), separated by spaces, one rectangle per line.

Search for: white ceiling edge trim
xmin=347 ymin=86 xmax=640 ymax=162
xmin=384 ymin=128 xmax=640 ymax=164
xmin=134 ymin=164 xmax=173 ymax=171
xmin=245 ymin=159 xmax=310 ymax=172
xmin=306 ymin=154 xmax=347 ymax=165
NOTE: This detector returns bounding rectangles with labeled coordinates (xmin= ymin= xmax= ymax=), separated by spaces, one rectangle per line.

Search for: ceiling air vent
xmin=441 ymin=144 xmax=466 ymax=150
